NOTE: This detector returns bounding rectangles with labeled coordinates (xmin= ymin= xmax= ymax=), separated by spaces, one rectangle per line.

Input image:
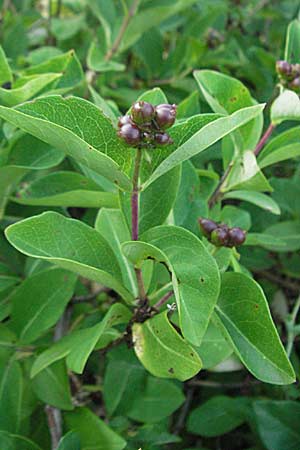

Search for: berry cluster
xmin=276 ymin=60 xmax=300 ymax=93
xmin=117 ymin=101 xmax=176 ymax=148
xmin=199 ymin=218 xmax=246 ymax=248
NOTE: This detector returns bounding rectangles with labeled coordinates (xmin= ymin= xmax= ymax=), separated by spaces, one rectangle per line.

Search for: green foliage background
xmin=0 ymin=1 xmax=300 ymax=450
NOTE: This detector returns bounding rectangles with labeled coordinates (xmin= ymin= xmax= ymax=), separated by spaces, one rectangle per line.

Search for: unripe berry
xmin=118 ymin=123 xmax=141 ymax=146
xmin=118 ymin=115 xmax=132 ymax=128
xmin=228 ymin=227 xmax=246 ymax=247
xmin=155 ymin=104 xmax=176 ymax=129
xmin=154 ymin=132 xmax=173 ymax=146
xmin=276 ymin=60 xmax=292 ymax=78
xmin=210 ymin=227 xmax=229 ymax=247
xmin=131 ymin=101 xmax=155 ymax=125
xmin=198 ymin=218 xmax=218 ymax=238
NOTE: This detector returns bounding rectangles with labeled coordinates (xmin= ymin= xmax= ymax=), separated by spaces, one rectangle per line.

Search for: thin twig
xmin=254 ymin=270 xmax=300 ymax=293
xmin=173 ymin=387 xmax=195 ymax=435
xmin=154 ymin=290 xmax=174 ymax=309
xmin=104 ymin=0 xmax=139 ymax=61
xmin=254 ymin=123 xmax=275 ymax=156
xmin=208 ymin=162 xmax=233 ymax=209
xmin=131 ymin=147 xmax=142 ymax=241
xmin=45 ymin=313 xmax=70 ymax=448
xmin=45 ymin=406 xmax=61 ymax=450
xmin=72 ymin=287 xmax=109 ymax=303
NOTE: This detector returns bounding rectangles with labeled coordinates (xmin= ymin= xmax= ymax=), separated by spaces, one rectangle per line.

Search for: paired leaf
xmin=253 ymin=401 xmax=300 ymax=450
xmin=215 ymin=272 xmax=295 ymax=384
xmin=31 ymin=303 xmax=131 ymax=376
xmin=194 ymin=70 xmax=263 ymax=150
xmin=0 ymin=96 xmax=133 ymax=190
xmin=64 ymin=407 xmax=126 ymax=450
xmin=95 ymin=208 xmax=138 ymax=297
xmin=13 ymin=171 xmax=118 ymax=208
xmin=123 ymin=225 xmax=220 ymax=346
xmin=5 ymin=212 xmax=134 ymax=303
xmin=132 ymin=311 xmax=202 ymax=381
xmin=223 ymin=191 xmax=280 ymax=215
xmin=10 ymin=268 xmax=76 ymax=344
xmin=144 ymin=104 xmax=264 ymax=188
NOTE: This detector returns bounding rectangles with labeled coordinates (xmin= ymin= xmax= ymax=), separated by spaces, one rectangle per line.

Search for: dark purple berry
xmin=155 ymin=104 xmax=176 ymax=129
xmin=289 ymin=76 xmax=300 ymax=92
xmin=118 ymin=115 xmax=132 ymax=128
xmin=118 ymin=123 xmax=141 ymax=146
xmin=131 ymin=101 xmax=155 ymax=124
xmin=1 ymin=81 xmax=11 ymax=90
xmin=198 ymin=218 xmax=218 ymax=238
xmin=154 ymin=132 xmax=173 ymax=146
xmin=210 ymin=227 xmax=229 ymax=247
xmin=228 ymin=227 xmax=246 ymax=247
xmin=276 ymin=60 xmax=292 ymax=78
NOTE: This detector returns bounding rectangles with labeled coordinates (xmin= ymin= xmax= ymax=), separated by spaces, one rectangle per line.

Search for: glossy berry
xmin=118 ymin=123 xmax=141 ymax=146
xmin=154 ymin=132 xmax=173 ymax=146
xmin=210 ymin=227 xmax=229 ymax=247
xmin=131 ymin=101 xmax=155 ymax=125
xmin=228 ymin=227 xmax=246 ymax=247
xmin=118 ymin=115 xmax=132 ymax=128
xmin=155 ymin=104 xmax=176 ymax=129
xmin=198 ymin=218 xmax=218 ymax=238
xmin=276 ymin=60 xmax=292 ymax=78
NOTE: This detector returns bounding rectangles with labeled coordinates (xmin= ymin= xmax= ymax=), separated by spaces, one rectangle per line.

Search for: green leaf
xmin=196 ymin=320 xmax=233 ymax=369
xmin=104 ymin=357 xmax=145 ymax=416
xmin=22 ymin=50 xmax=84 ymax=94
xmin=132 ymin=311 xmax=202 ymax=381
xmin=187 ymin=396 xmax=248 ymax=437
xmin=51 ymin=15 xmax=86 ymax=41
xmin=87 ymin=0 xmax=116 ymax=47
xmin=223 ymin=191 xmax=281 ymax=215
xmin=31 ymin=303 xmax=131 ymax=376
xmin=5 ymin=212 xmax=134 ymax=303
xmin=120 ymin=0 xmax=199 ymax=51
xmin=127 ymin=376 xmax=185 ymax=423
xmin=264 ymin=220 xmax=300 ymax=252
xmin=57 ymin=432 xmax=81 ymax=450
xmin=194 ymin=70 xmax=263 ymax=150
xmin=284 ymin=19 xmax=300 ymax=63
xmin=0 ymin=73 xmax=62 ymax=106
xmin=89 ymin=86 xmax=119 ymax=124
xmin=0 ymin=432 xmax=41 ymax=450
xmin=0 ymin=134 xmax=64 ymax=219
xmin=12 ymin=171 xmax=119 ymax=208
xmin=144 ymin=104 xmax=265 ymax=188
xmin=123 ymin=225 xmax=220 ymax=346
xmin=95 ymin=208 xmax=138 ymax=297
xmin=245 ymin=233 xmax=287 ymax=251
xmin=173 ymin=161 xmax=207 ymax=234
xmin=32 ymin=361 xmax=73 ymax=410
xmin=271 ymin=90 xmax=300 ymax=124
xmin=215 ymin=273 xmax=295 ymax=384
xmin=0 ymin=46 xmax=12 ymax=85
xmin=10 ymin=268 xmax=77 ymax=344
xmin=253 ymin=401 xmax=300 ymax=450
xmin=258 ymin=143 xmax=300 ymax=169
xmin=0 ymin=96 xmax=133 ymax=191
xmin=0 ymin=275 xmax=20 ymax=293
xmin=64 ymin=407 xmax=126 ymax=450
xmin=0 ymin=358 xmax=22 ymax=433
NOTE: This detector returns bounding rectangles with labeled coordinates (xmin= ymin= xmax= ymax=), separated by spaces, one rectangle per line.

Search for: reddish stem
xmin=254 ymin=123 xmax=275 ymax=156
xmin=154 ymin=290 xmax=174 ymax=309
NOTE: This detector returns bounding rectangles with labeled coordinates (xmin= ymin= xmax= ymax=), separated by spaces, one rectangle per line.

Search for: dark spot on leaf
xmin=168 ymin=367 xmax=174 ymax=374
xmin=230 ymin=96 xmax=237 ymax=102
xmin=200 ymin=277 xmax=205 ymax=283
xmin=190 ymin=353 xmax=194 ymax=357
xmin=255 ymin=304 xmax=259 ymax=309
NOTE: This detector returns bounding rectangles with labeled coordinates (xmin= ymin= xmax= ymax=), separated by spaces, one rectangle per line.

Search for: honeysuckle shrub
xmin=0 ymin=2 xmax=299 ymax=450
